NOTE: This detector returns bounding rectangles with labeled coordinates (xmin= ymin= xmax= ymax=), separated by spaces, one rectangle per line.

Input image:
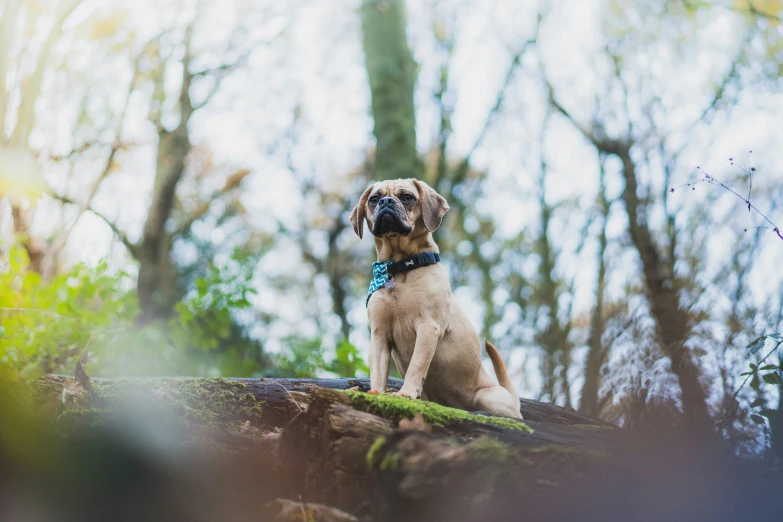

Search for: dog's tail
xmin=485 ymin=339 xmax=519 ymax=403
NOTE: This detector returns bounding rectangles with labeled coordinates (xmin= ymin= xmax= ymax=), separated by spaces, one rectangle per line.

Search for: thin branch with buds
xmin=671 ymin=152 xmax=783 ymax=241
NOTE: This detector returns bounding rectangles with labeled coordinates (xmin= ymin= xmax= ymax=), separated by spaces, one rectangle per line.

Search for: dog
xmin=350 ymin=178 xmax=522 ymax=419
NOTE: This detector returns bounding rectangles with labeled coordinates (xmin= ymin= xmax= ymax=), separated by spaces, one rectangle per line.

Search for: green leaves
xmin=0 ymin=245 xmax=267 ymax=379
xmin=0 ymin=246 xmax=138 ymax=379
xmin=270 ymin=337 xmax=369 ymax=379
xmin=747 ymin=336 xmax=766 ymax=354
xmin=330 ymin=339 xmax=369 ymax=377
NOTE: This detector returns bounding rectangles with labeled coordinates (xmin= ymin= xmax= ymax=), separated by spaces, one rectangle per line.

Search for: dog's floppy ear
xmin=412 ymin=179 xmax=449 ymax=232
xmin=349 ymin=184 xmax=375 ymax=239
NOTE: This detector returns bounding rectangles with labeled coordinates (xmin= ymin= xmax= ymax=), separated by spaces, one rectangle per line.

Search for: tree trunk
xmin=580 ymin=160 xmax=610 ymax=417
xmin=614 ymin=146 xmax=712 ymax=437
xmin=535 ymin=165 xmax=572 ymax=408
xmin=360 ymin=0 xmax=422 ymax=181
xmin=136 ymin=22 xmax=196 ymax=321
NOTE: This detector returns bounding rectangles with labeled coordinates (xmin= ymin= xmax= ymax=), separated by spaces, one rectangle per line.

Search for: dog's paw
xmin=392 ymin=389 xmax=418 ymax=400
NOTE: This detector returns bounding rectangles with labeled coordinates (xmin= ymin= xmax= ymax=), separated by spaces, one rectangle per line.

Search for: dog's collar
xmin=366 ymin=252 xmax=441 ymax=307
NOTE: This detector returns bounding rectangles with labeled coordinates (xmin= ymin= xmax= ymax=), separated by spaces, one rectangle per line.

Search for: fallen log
xmin=38 ymin=375 xmax=615 ymax=430
xmin=26 ymin=375 xmax=783 ymax=522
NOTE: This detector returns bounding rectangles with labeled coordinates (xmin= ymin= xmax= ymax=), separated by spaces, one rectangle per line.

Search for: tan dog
xmin=350 ymin=178 xmax=522 ymax=419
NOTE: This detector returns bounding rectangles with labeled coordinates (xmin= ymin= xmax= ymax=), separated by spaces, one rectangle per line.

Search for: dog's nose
xmin=378 ymin=197 xmax=396 ymax=209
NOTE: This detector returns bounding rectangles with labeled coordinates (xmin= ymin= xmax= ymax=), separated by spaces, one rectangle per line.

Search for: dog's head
xmin=349 ymin=179 xmax=449 ymax=239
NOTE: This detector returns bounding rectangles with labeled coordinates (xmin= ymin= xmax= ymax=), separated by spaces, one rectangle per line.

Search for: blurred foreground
xmin=1 ymin=373 xmax=782 ymax=522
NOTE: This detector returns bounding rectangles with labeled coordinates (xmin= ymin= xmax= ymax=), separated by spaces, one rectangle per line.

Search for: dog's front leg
xmin=396 ymin=321 xmax=440 ymax=400
xmin=369 ymin=331 xmax=391 ymax=393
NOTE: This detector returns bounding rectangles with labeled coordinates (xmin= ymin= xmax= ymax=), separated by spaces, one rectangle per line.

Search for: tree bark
xmin=360 ymin=0 xmax=422 ymax=181
xmin=613 ymin=144 xmax=712 ymax=436
xmin=580 ymin=159 xmax=610 ymax=417
xmin=535 ymin=167 xmax=573 ymax=408
xmin=135 ymin=21 xmax=197 ymax=321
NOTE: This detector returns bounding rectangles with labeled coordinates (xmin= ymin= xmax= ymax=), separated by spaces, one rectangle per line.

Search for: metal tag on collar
xmin=384 ymin=275 xmax=395 ymax=289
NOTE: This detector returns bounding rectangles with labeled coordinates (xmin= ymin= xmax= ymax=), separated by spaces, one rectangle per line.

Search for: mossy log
xmin=30 ymin=375 xmax=783 ymax=522
xmin=276 ymin=387 xmax=626 ymax=519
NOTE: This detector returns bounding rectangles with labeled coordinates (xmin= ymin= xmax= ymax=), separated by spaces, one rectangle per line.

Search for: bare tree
xmin=1 ymin=0 xmax=82 ymax=274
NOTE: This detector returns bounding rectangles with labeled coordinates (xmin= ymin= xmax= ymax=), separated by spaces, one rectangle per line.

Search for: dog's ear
xmin=349 ymin=184 xmax=375 ymax=239
xmin=412 ymin=179 xmax=449 ymax=232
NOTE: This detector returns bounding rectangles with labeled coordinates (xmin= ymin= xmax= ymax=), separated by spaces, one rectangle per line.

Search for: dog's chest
xmin=367 ymin=266 xmax=451 ymax=357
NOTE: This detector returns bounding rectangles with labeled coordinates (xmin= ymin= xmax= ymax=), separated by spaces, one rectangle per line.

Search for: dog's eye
xmin=369 ymin=196 xmax=379 ymax=205
xmin=401 ymin=194 xmax=414 ymax=202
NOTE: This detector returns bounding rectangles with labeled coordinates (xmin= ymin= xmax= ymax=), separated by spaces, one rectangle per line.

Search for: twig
xmin=266 ymin=380 xmax=304 ymax=413
xmin=52 ymin=194 xmax=139 ymax=256
xmin=671 ymin=156 xmax=782 ymax=241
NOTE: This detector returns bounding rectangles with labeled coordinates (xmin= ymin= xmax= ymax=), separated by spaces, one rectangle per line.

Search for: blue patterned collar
xmin=365 ymin=252 xmax=440 ymax=307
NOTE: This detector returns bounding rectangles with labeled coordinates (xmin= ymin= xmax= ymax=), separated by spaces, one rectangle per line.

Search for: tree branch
xmin=52 ymin=194 xmax=138 ymax=258
xmin=174 ymin=168 xmax=251 ymax=235
xmin=450 ymin=36 xmax=536 ymax=187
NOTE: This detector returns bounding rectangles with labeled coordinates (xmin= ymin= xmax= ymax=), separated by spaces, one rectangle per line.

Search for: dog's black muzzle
xmin=371 ymin=200 xmax=412 ymax=237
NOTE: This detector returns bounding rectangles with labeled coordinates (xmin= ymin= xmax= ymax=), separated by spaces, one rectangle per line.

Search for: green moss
xmin=48 ymin=378 xmax=266 ymax=448
xmin=366 ymin=435 xmax=400 ymax=471
xmin=169 ymin=378 xmax=264 ymax=433
xmin=571 ymin=423 xmax=613 ymax=429
xmin=32 ymin=375 xmax=66 ymax=402
xmin=344 ymin=391 xmax=532 ymax=433
xmin=56 ymin=408 xmax=110 ymax=431
xmin=466 ymin=436 xmax=516 ymax=462
xmin=366 ymin=435 xmax=388 ymax=469
xmin=380 ymin=451 xmax=400 ymax=470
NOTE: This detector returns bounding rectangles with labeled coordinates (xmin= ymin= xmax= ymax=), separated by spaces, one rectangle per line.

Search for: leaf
xmin=750 ymin=414 xmax=766 ymax=425
xmin=750 ymin=374 xmax=761 ymax=390
xmin=768 ymin=333 xmax=783 ymax=341
xmin=750 ymin=397 xmax=766 ymax=408
xmin=762 ymin=372 xmax=782 ymax=385
xmin=759 ymin=364 xmax=778 ymax=371
xmin=747 ymin=336 xmax=766 ymax=354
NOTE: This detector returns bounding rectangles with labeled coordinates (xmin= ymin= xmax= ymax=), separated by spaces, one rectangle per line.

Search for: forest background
xmin=1 ymin=0 xmax=782 ymax=455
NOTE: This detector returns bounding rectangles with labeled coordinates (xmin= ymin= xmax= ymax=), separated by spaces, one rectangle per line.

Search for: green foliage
xmin=269 ymin=336 xmax=326 ymax=378
xmin=330 ymin=338 xmax=370 ymax=376
xmin=0 ymin=245 xmax=270 ymax=380
xmin=738 ymin=332 xmax=783 ymax=425
xmin=269 ymin=337 xmax=368 ymax=378
xmin=0 ymin=246 xmax=138 ymax=380
xmin=168 ymin=252 xmax=268 ymax=376
xmin=740 ymin=333 xmax=783 ymax=392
